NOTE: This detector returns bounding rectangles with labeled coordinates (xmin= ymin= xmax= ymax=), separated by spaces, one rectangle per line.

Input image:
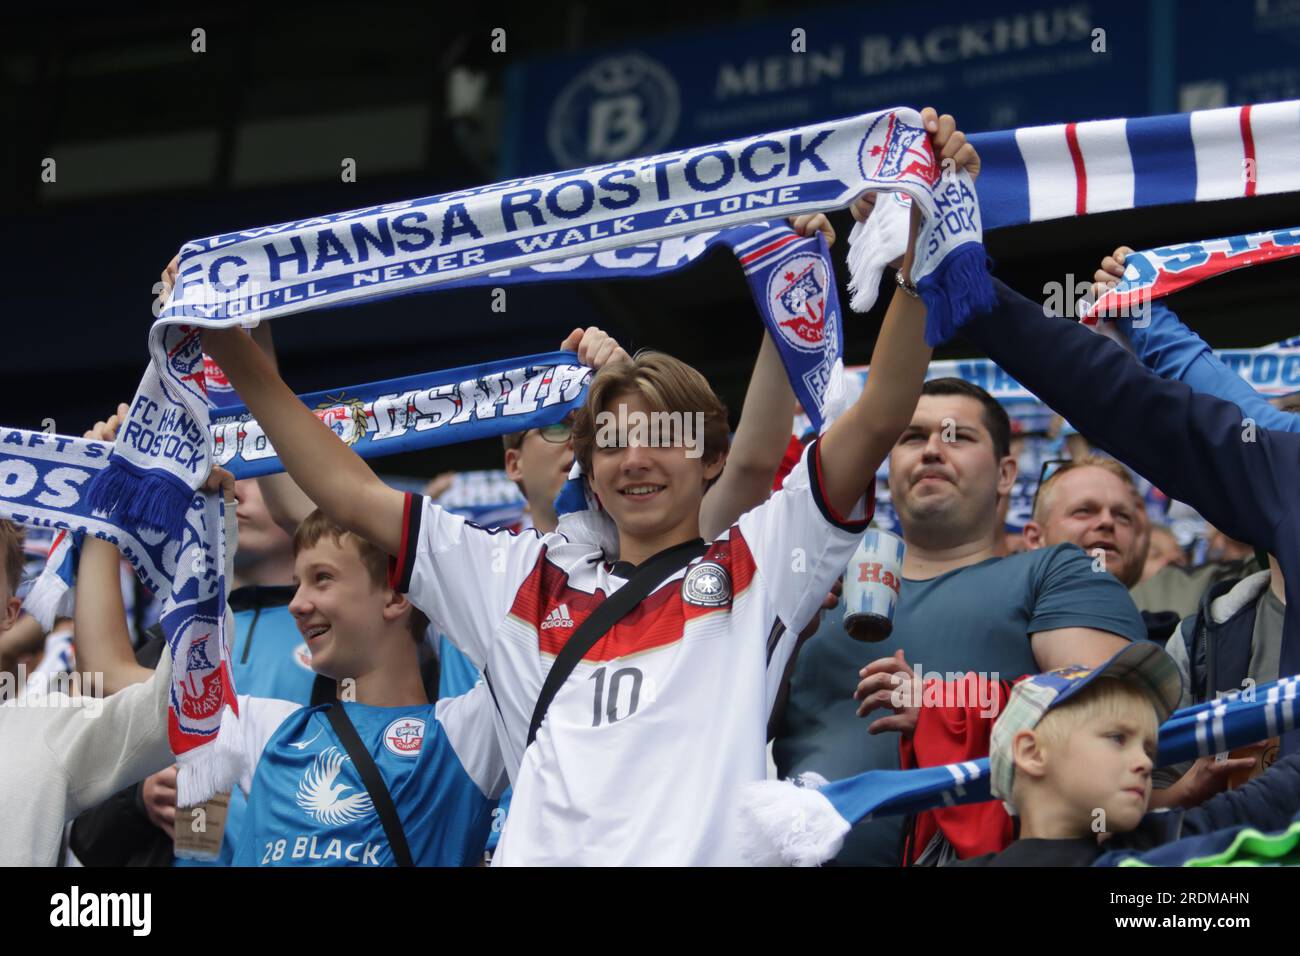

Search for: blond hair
xmin=1010 ymin=677 xmax=1158 ymax=809
xmin=1033 ymin=456 xmax=1138 ymax=525
xmin=571 ymin=351 xmax=729 ymax=477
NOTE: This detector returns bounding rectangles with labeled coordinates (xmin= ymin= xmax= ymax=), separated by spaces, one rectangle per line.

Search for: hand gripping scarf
xmin=1083 ymin=225 xmax=1300 ymax=323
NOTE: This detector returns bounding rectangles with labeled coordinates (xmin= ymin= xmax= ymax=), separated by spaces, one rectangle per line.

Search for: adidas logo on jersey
xmin=540 ymin=603 xmax=575 ymax=630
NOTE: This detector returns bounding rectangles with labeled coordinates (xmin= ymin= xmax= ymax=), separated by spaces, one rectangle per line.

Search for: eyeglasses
xmin=504 ymin=414 xmax=575 ymax=451
xmin=535 ymin=420 xmax=574 ymax=444
xmin=1029 ymin=458 xmax=1073 ymax=522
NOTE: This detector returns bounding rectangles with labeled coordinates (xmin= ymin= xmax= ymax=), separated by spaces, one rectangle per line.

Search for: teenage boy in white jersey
xmin=204 ymin=107 xmax=979 ymax=864
xmin=449 ymin=214 xmax=838 ymax=853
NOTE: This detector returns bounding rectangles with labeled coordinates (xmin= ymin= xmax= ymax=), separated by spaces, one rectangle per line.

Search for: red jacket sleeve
xmin=899 ymin=673 xmax=1016 ymax=864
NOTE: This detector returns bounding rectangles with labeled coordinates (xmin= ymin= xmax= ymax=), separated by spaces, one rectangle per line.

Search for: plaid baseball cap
xmin=989 ymin=642 xmax=1183 ymax=812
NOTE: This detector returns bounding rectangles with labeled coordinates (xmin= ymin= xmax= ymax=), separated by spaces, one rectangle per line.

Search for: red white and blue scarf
xmin=1084 ymin=225 xmax=1300 ymax=323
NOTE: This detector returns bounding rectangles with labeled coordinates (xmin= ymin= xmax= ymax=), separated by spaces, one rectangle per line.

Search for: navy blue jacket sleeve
xmin=961 ymin=279 xmax=1293 ymax=555
xmin=1179 ymin=752 xmax=1300 ymax=836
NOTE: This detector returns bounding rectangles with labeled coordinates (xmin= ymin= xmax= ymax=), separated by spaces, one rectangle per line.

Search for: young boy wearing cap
xmin=956 ymin=643 xmax=1300 ymax=866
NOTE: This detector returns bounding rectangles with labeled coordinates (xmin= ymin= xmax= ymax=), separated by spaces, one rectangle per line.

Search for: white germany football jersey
xmin=389 ymin=439 xmax=872 ymax=865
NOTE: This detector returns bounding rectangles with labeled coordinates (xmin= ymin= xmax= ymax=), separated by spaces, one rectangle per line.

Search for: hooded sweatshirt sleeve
xmin=1119 ymin=302 xmax=1300 ymax=434
xmin=1178 ymin=751 xmax=1300 ymax=836
xmin=961 ymin=278 xmax=1293 ymax=558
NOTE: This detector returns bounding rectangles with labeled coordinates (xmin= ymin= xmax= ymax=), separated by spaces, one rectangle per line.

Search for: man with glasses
xmin=772 ymin=377 xmax=1149 ymax=865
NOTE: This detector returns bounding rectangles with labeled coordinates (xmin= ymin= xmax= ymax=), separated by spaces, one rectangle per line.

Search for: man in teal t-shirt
xmin=772 ymin=379 xmax=1147 ymax=866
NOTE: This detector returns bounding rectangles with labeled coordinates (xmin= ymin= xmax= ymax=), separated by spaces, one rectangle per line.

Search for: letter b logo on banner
xmin=548 ymin=55 xmax=681 ymax=166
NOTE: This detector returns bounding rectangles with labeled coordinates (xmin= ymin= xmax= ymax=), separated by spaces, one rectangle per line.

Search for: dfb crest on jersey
xmin=316 ymin=394 xmax=369 ymax=446
xmin=682 ymin=561 xmax=731 ymax=607
xmin=857 ymin=113 xmax=938 ymax=187
xmin=767 ymin=253 xmax=829 ymax=353
xmin=174 ymin=619 xmax=225 ymax=724
xmin=384 ymin=716 xmax=426 ymax=757
xmin=548 ymin=54 xmax=680 ymax=167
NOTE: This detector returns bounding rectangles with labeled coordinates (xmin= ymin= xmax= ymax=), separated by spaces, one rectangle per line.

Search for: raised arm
xmin=817 ymin=261 xmax=929 ymax=517
xmin=700 ymin=331 xmax=795 ymax=539
xmin=76 ymin=403 xmax=240 ymax=694
xmin=245 ymin=322 xmax=318 ymax=534
xmin=699 ymin=215 xmax=841 ymax=539
xmin=1138 ymin=304 xmax=1296 ymax=432
xmin=74 ymin=409 xmax=157 ymax=694
xmin=1094 ymin=247 xmax=1299 ymax=433
xmin=160 ymin=256 xmax=315 ymax=536
xmin=961 ymin=279 xmax=1293 ymax=554
xmin=50 ymin=650 xmax=175 ymax=820
xmin=202 ymin=326 xmax=405 ymax=556
xmin=0 ymin=614 xmax=45 ymax=687
xmin=74 ymin=537 xmax=152 ymax=695
xmin=818 ymin=108 xmax=978 ymax=517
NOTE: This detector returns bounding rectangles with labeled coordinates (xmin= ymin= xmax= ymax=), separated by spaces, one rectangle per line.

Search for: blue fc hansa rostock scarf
xmin=94 ymin=103 xmax=991 ymax=539
xmin=205 ymin=221 xmax=846 ymax=481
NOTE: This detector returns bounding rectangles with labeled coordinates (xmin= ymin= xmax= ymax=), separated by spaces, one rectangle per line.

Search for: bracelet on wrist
xmin=895 ymin=269 xmax=920 ymax=299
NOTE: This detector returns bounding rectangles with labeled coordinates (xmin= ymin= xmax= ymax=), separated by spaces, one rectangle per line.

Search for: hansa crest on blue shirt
xmin=384 ymin=717 xmax=426 ymax=758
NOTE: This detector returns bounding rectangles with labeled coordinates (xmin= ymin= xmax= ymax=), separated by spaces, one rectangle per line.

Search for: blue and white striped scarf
xmin=969 ymin=101 xmax=1300 ymax=229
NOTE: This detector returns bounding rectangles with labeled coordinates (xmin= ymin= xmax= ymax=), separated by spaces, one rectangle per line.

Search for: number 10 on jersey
xmin=589 ymin=666 xmax=646 ymax=726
